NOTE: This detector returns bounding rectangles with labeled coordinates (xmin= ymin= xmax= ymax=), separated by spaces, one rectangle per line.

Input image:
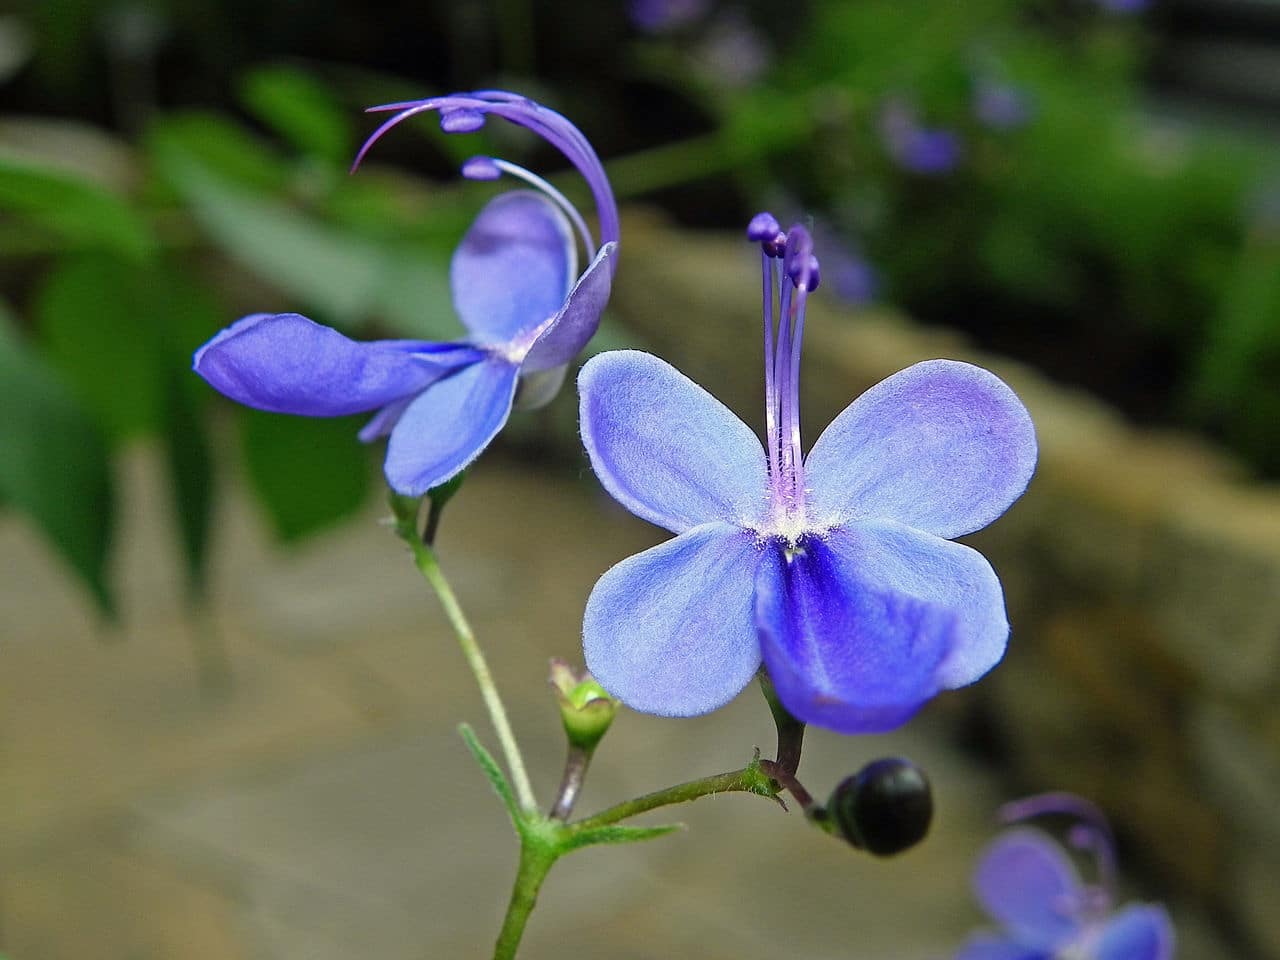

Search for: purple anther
xmin=783 ymin=224 xmax=814 ymax=281
xmin=440 ymin=108 xmax=486 ymax=133
xmin=801 ymin=255 xmax=820 ymax=292
xmin=747 ymin=211 xmax=781 ymax=243
xmin=763 ymin=231 xmax=787 ymax=259
xmin=461 ymin=155 xmax=503 ymax=181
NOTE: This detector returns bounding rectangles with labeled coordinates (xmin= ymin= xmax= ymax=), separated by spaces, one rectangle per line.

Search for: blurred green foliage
xmin=0 ymin=0 xmax=1276 ymax=620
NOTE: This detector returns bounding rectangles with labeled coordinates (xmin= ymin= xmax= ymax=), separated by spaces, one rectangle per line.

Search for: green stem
xmin=395 ymin=509 xmax=538 ymax=814
xmin=494 ymin=835 xmax=557 ymax=960
xmin=572 ymin=764 xmax=777 ymax=832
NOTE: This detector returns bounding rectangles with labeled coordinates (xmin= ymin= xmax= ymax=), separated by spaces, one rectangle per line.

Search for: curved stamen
xmin=352 ymin=92 xmax=619 ymax=271
xmin=489 ymin=158 xmax=595 ymax=259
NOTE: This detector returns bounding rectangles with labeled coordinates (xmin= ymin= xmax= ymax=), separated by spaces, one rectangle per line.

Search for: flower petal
xmin=1094 ymin=905 xmax=1175 ymax=960
xmin=451 ymin=191 xmax=574 ymax=345
xmin=755 ymin=536 xmax=957 ymax=734
xmin=974 ymin=828 xmax=1085 ymax=949
xmin=193 ymin=313 xmax=462 ymax=416
xmin=814 ymin=519 xmax=1010 ymax=689
xmin=953 ymin=934 xmax=1046 ymax=960
xmin=383 ymin=358 xmax=519 ymax=495
xmin=583 ymin=523 xmax=762 ymax=716
xmin=804 ymin=359 xmax=1037 ymax=539
xmin=578 ymin=350 xmax=769 ymax=533
xmin=521 ymin=241 xmax=616 ymax=373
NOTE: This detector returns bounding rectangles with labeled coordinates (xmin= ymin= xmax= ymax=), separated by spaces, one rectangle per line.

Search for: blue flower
xmin=628 ymin=0 xmax=710 ymax=33
xmin=194 ymin=91 xmax=618 ymax=496
xmin=958 ymin=795 xmax=1175 ymax=960
xmin=577 ymin=215 xmax=1036 ymax=733
xmin=880 ymin=98 xmax=964 ymax=176
xmin=974 ymin=81 xmax=1035 ymax=131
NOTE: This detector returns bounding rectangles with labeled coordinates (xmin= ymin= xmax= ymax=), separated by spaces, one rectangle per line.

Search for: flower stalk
xmin=390 ymin=492 xmax=538 ymax=814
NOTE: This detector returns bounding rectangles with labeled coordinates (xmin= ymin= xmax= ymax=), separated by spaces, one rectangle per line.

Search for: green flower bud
xmin=549 ymin=658 xmax=619 ymax=752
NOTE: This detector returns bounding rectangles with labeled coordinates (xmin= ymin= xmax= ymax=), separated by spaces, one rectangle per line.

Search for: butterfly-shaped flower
xmin=194 ymin=91 xmax=617 ymax=496
xmin=958 ymin=796 xmax=1175 ymax=960
xmin=578 ymin=215 xmax=1036 ymax=733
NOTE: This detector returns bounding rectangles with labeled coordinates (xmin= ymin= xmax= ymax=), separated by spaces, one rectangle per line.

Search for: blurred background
xmin=1 ymin=0 xmax=1278 ymax=957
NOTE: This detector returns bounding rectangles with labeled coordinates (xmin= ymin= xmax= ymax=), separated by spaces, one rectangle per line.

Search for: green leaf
xmin=147 ymin=111 xmax=292 ymax=194
xmin=561 ymin=823 xmax=684 ymax=853
xmin=0 ymin=157 xmax=153 ymax=260
xmin=239 ymin=409 xmax=371 ymax=542
xmin=239 ymin=65 xmax=350 ymax=165
xmin=0 ymin=301 xmax=115 ymax=614
xmin=159 ymin=152 xmax=451 ymax=335
xmin=161 ymin=364 xmax=215 ymax=601
xmin=458 ymin=723 xmax=520 ymax=825
xmin=34 ymin=254 xmax=165 ymax=440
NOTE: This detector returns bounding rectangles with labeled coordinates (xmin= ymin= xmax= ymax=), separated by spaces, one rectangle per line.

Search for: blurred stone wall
xmin=607 ymin=211 xmax=1280 ymax=960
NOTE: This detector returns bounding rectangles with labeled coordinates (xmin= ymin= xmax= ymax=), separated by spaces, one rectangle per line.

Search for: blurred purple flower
xmin=628 ymin=0 xmax=710 ymax=33
xmin=1096 ymin=0 xmax=1150 ymax=13
xmin=577 ymin=215 xmax=1036 ymax=733
xmin=194 ymin=91 xmax=618 ymax=497
xmin=958 ymin=794 xmax=1175 ymax=960
xmin=880 ymin=99 xmax=964 ymax=175
xmin=974 ymin=81 xmax=1034 ymax=131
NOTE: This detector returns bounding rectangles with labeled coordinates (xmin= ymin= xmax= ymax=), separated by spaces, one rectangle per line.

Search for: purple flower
xmin=880 ymin=99 xmax=964 ymax=176
xmin=628 ymin=0 xmax=710 ymax=33
xmin=577 ymin=215 xmax=1036 ymax=733
xmin=194 ymin=91 xmax=618 ymax=497
xmin=958 ymin=795 xmax=1175 ymax=960
xmin=974 ymin=81 xmax=1035 ymax=131
xmin=1096 ymin=0 xmax=1149 ymax=13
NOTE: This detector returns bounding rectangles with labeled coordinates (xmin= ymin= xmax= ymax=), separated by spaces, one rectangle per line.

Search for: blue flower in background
xmin=628 ymin=0 xmax=710 ymax=32
xmin=880 ymin=99 xmax=965 ymax=175
xmin=194 ymin=91 xmax=618 ymax=496
xmin=958 ymin=795 xmax=1175 ymax=960
xmin=578 ymin=215 xmax=1036 ymax=733
xmin=1096 ymin=0 xmax=1150 ymax=13
xmin=973 ymin=80 xmax=1035 ymax=131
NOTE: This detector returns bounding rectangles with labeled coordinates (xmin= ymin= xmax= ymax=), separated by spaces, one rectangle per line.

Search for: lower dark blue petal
xmin=193 ymin=313 xmax=470 ymax=417
xmin=1094 ymin=905 xmax=1175 ymax=960
xmin=974 ymin=828 xmax=1086 ymax=950
xmin=754 ymin=535 xmax=957 ymax=734
xmin=383 ymin=357 xmax=519 ymax=495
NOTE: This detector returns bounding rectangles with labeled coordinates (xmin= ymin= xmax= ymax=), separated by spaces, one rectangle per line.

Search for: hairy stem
xmin=572 ymin=764 xmax=778 ymax=832
xmin=493 ymin=838 xmax=556 ymax=960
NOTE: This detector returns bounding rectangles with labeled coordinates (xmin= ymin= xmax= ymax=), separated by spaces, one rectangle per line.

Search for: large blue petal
xmin=755 ymin=536 xmax=956 ymax=734
xmin=383 ymin=358 xmax=519 ymax=495
xmin=974 ymin=829 xmax=1085 ymax=950
xmin=193 ymin=313 xmax=461 ymax=416
xmin=953 ymin=934 xmax=1047 ymax=960
xmin=451 ymin=192 xmax=574 ymax=345
xmin=804 ymin=360 xmax=1037 ymax=539
xmin=815 ymin=519 xmax=1010 ymax=690
xmin=1094 ymin=905 xmax=1175 ymax=960
xmin=583 ymin=523 xmax=763 ymax=716
xmin=521 ymin=241 xmax=616 ymax=373
xmin=578 ymin=351 xmax=769 ymax=533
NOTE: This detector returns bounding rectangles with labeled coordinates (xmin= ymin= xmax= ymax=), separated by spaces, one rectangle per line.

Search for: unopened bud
xmin=549 ymin=658 xmax=619 ymax=752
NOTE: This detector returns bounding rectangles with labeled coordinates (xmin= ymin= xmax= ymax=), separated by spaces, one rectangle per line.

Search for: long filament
xmin=492 ymin=158 xmax=594 ymax=262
